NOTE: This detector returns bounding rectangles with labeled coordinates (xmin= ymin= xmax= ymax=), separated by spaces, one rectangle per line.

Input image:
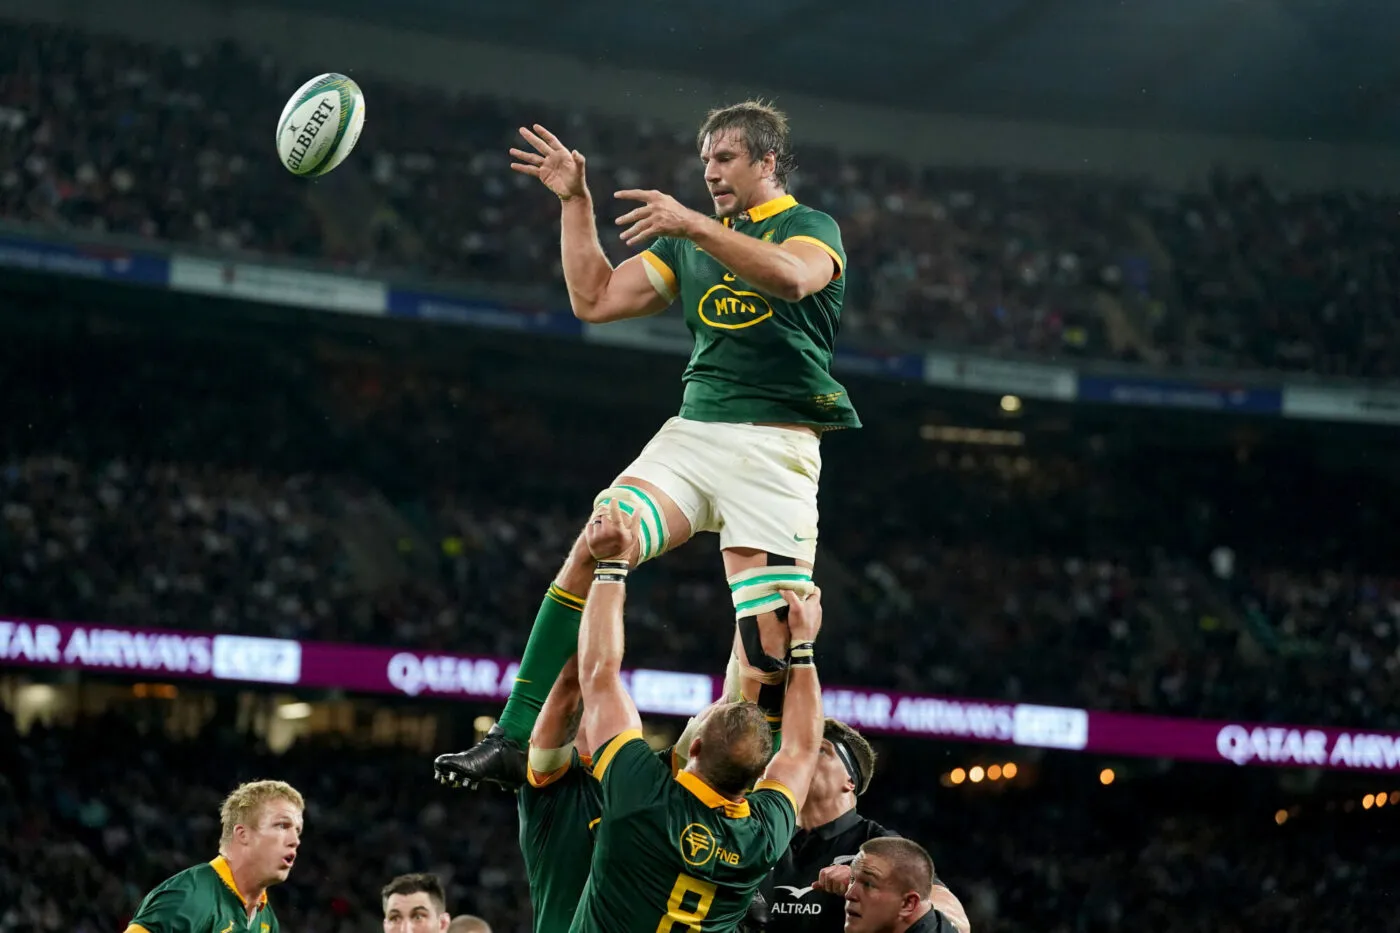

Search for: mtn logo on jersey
xmin=698 ymin=284 xmax=773 ymax=330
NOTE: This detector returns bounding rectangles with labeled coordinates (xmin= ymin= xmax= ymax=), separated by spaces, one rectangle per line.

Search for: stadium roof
xmin=307 ymin=0 xmax=1400 ymax=144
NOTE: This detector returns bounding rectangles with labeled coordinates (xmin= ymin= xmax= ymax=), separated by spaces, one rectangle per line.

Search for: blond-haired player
xmin=124 ymin=780 xmax=304 ymax=933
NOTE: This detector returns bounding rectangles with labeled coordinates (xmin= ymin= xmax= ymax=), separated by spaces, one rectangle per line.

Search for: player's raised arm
xmin=510 ymin=124 xmax=671 ymax=324
xmin=616 ymin=189 xmax=837 ymax=304
xmin=757 ymin=588 xmax=825 ymax=810
xmin=575 ymin=502 xmax=643 ymax=746
xmin=524 ymin=657 xmax=589 ymax=784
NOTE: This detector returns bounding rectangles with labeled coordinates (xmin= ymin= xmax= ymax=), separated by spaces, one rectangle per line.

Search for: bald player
xmin=842 ymin=838 xmax=950 ymax=933
xmin=447 ymin=917 xmax=492 ymax=933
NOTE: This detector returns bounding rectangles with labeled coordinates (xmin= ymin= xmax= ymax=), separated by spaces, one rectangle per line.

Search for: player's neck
xmin=225 ymin=856 xmax=269 ymax=918
xmin=798 ymin=793 xmax=855 ymax=830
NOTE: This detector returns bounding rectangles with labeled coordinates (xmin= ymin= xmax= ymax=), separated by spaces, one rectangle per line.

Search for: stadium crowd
xmin=0 ymin=309 xmax=1395 ymax=730
xmin=6 ymin=21 xmax=1400 ymax=374
xmin=2 ymin=712 xmax=1396 ymax=933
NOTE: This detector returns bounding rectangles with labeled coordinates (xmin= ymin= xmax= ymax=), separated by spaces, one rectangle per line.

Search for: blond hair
xmin=219 ymin=780 xmax=305 ymax=847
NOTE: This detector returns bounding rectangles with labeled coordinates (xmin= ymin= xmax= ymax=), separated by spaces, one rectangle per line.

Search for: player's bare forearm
xmin=559 ymin=194 xmax=614 ymax=318
xmin=930 ymin=884 xmax=971 ymax=933
xmin=561 ymin=196 xmax=668 ymax=324
xmin=576 ymin=574 xmax=642 ymax=743
xmin=531 ymin=655 xmax=584 ymax=751
xmin=760 ymin=665 xmax=823 ymax=807
xmin=685 ymin=216 xmax=832 ymax=302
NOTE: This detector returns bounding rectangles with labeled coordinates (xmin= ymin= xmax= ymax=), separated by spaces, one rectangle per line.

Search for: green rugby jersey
xmin=519 ymin=750 xmax=603 ymax=933
xmin=127 ymin=856 xmax=280 ymax=933
xmin=642 ymin=195 xmax=861 ymax=430
xmin=568 ymin=730 xmax=797 ymax=933
xmin=520 ymin=746 xmax=685 ymax=933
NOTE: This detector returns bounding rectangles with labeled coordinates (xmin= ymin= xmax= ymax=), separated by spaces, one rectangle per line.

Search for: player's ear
xmin=688 ymin=735 xmax=703 ymax=762
xmin=438 ymin=913 xmax=450 ymax=933
xmin=899 ymin=891 xmax=921 ymax=919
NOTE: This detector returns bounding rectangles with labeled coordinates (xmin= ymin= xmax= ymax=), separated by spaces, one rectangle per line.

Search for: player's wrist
xmin=593 ymin=559 xmax=629 ymax=584
xmin=789 ymin=639 xmax=816 ymax=667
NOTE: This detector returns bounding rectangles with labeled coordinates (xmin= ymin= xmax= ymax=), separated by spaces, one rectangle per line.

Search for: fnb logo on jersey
xmin=678 ymin=823 xmax=740 ymax=867
xmin=697 ymin=285 xmax=773 ymax=329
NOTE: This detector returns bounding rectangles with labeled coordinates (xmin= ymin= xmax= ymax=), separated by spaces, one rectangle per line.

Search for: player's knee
xmin=728 ymin=563 xmax=814 ymax=684
xmin=593 ymin=483 xmax=671 ymax=565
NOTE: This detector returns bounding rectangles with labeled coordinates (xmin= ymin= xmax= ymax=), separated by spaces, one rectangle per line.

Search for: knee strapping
xmin=593 ymin=484 xmax=670 ymax=565
xmin=729 ymin=565 xmax=814 ymax=685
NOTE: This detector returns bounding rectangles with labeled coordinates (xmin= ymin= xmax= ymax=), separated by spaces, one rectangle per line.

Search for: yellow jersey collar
xmin=738 ymin=194 xmax=797 ymax=223
xmin=676 ymin=770 xmax=751 ymax=818
xmin=210 ymin=855 xmax=269 ymax=909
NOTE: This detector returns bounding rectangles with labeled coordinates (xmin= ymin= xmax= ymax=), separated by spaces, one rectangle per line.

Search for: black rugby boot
xmin=433 ymin=724 xmax=528 ymax=790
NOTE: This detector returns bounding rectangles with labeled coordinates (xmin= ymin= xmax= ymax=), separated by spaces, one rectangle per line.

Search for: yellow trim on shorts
xmin=641 ymin=251 xmax=678 ymax=298
xmin=125 ymin=926 xmax=152 ymax=933
xmin=753 ymin=779 xmax=798 ymax=814
xmin=593 ymin=729 xmax=643 ymax=781
xmin=784 ymin=235 xmax=844 ymax=280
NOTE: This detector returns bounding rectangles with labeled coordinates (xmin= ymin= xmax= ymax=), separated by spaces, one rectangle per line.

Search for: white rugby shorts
xmin=618 ymin=417 xmax=822 ymax=563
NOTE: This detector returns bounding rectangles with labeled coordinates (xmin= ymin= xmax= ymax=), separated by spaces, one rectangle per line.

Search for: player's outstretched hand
xmin=586 ymin=499 xmax=637 ymax=563
xmin=614 ymin=189 xmax=702 ymax=246
xmin=814 ymin=862 xmax=852 ymax=895
xmin=781 ymin=586 xmax=823 ymax=643
xmin=510 ymin=124 xmax=587 ymax=202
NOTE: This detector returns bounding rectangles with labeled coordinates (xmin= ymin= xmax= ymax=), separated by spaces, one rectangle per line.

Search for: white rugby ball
xmin=275 ymin=73 xmax=365 ymax=176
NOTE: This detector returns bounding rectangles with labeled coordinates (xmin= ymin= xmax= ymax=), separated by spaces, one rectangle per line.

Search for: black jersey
xmin=760 ymin=810 xmax=947 ymax=933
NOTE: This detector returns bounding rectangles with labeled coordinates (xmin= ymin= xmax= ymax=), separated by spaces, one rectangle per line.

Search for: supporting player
xmin=763 ymin=721 xmax=970 ymax=933
xmin=513 ymin=650 xmax=762 ymax=932
xmin=516 ymin=657 xmax=600 ymax=933
xmin=434 ymin=99 xmax=857 ymax=790
xmin=124 ymin=780 xmax=303 ymax=933
xmin=842 ymin=839 xmax=951 ymax=933
xmin=447 ymin=918 xmax=492 ymax=933
xmin=565 ymin=503 xmax=824 ymax=933
xmin=382 ymin=873 xmax=452 ymax=933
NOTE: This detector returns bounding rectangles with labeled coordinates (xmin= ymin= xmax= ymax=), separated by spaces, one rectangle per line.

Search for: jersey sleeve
xmin=592 ymin=729 xmax=669 ymax=814
xmin=748 ymin=780 xmax=800 ymax=864
xmin=640 ymin=237 xmax=681 ymax=303
xmin=781 ymin=210 xmax=846 ymax=280
xmin=128 ymin=884 xmax=195 ymax=933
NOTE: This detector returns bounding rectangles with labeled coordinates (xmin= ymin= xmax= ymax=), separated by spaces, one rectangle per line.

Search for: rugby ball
xmin=275 ymin=73 xmax=365 ymax=176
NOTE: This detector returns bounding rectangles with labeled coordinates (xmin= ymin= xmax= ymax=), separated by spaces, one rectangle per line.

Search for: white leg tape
xmin=594 ymin=484 xmax=670 ymax=564
xmin=728 ymin=565 xmax=815 ymax=620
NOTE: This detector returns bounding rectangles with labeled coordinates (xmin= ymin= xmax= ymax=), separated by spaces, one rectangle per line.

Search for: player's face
xmin=843 ymin=854 xmax=914 ymax=933
xmin=809 ymin=739 xmax=856 ymax=805
xmin=700 ymin=129 xmax=772 ymax=218
xmin=383 ymin=892 xmax=448 ymax=933
xmin=246 ymin=800 xmax=302 ymax=885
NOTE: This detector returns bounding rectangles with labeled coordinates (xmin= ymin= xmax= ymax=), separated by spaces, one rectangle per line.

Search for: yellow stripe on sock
xmin=548 ymin=584 xmax=586 ymax=609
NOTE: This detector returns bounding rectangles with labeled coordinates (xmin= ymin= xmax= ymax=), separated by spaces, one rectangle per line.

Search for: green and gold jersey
xmin=520 ymin=746 xmax=685 ymax=933
xmin=642 ymin=195 xmax=861 ymax=430
xmin=519 ymin=750 xmax=604 ymax=933
xmin=127 ymin=856 xmax=280 ymax=933
xmin=568 ymin=730 xmax=798 ymax=933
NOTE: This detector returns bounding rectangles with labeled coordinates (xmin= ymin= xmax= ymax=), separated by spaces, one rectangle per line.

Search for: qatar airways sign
xmin=0 ymin=619 xmax=214 ymax=675
xmin=1216 ymin=724 xmax=1400 ymax=771
xmin=4 ymin=617 xmax=1399 ymax=774
xmin=0 ymin=620 xmax=300 ymax=685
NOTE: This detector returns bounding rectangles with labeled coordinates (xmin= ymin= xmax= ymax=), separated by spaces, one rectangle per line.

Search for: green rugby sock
xmin=496 ymin=584 xmax=586 ymax=745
